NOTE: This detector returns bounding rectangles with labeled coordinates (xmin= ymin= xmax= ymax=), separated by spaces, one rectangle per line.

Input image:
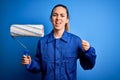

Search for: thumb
xmin=27 ymin=56 xmax=31 ymax=59
xmin=27 ymin=56 xmax=31 ymax=64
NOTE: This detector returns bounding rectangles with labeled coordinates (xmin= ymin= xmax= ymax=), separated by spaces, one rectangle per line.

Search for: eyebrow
xmin=52 ymin=13 xmax=66 ymax=15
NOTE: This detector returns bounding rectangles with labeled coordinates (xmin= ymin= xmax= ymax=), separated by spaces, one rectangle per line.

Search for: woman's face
xmin=51 ymin=6 xmax=69 ymax=31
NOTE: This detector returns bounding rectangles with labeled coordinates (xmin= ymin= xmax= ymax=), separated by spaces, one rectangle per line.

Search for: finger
xmin=22 ymin=57 xmax=27 ymax=61
xmin=82 ymin=40 xmax=88 ymax=44
xmin=27 ymin=56 xmax=31 ymax=59
xmin=22 ymin=55 xmax=28 ymax=58
xmin=82 ymin=40 xmax=86 ymax=44
xmin=22 ymin=61 xmax=29 ymax=65
xmin=22 ymin=59 xmax=30 ymax=64
xmin=82 ymin=40 xmax=90 ymax=46
xmin=82 ymin=39 xmax=85 ymax=42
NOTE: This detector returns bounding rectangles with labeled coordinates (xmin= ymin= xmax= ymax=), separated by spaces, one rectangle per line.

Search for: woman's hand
xmin=22 ymin=55 xmax=31 ymax=65
xmin=82 ymin=40 xmax=90 ymax=51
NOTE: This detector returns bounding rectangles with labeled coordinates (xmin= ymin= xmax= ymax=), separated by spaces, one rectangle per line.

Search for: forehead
xmin=53 ymin=6 xmax=67 ymax=14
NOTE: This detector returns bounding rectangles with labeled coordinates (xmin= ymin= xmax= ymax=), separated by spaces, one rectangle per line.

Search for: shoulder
xmin=38 ymin=33 xmax=51 ymax=43
xmin=66 ymin=32 xmax=82 ymax=49
xmin=64 ymin=31 xmax=82 ymax=45
xmin=40 ymin=33 xmax=50 ymax=40
xmin=67 ymin=32 xmax=82 ymax=40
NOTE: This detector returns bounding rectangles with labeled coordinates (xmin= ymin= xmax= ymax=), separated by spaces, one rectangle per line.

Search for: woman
xmin=22 ymin=4 xmax=96 ymax=80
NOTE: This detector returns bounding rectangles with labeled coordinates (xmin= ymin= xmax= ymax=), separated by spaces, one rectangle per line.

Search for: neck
xmin=54 ymin=29 xmax=64 ymax=39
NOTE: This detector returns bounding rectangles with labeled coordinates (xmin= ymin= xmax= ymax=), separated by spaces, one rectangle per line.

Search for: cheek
xmin=51 ymin=18 xmax=55 ymax=23
xmin=63 ymin=18 xmax=68 ymax=23
xmin=53 ymin=16 xmax=57 ymax=20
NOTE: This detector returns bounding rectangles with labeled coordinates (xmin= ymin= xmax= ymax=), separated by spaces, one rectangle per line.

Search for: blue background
xmin=0 ymin=0 xmax=120 ymax=80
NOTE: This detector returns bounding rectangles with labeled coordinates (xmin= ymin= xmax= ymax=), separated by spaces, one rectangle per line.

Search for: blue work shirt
xmin=26 ymin=30 xmax=96 ymax=80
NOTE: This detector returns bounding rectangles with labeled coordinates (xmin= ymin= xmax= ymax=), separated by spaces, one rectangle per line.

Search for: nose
xmin=56 ymin=15 xmax=61 ymax=20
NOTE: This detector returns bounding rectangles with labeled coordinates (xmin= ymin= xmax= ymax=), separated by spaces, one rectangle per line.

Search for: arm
xmin=22 ymin=40 xmax=42 ymax=73
xmin=78 ymin=39 xmax=96 ymax=70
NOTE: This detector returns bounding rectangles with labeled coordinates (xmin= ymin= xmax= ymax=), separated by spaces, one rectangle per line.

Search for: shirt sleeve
xmin=25 ymin=40 xmax=42 ymax=73
xmin=78 ymin=38 xmax=96 ymax=70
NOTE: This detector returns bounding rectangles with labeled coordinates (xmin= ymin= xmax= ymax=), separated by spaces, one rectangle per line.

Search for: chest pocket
xmin=62 ymin=46 xmax=78 ymax=62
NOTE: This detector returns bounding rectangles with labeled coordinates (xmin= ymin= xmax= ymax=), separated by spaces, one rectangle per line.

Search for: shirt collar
xmin=47 ymin=30 xmax=69 ymax=43
xmin=61 ymin=30 xmax=69 ymax=43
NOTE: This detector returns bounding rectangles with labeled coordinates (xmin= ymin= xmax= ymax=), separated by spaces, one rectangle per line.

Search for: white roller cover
xmin=10 ymin=24 xmax=44 ymax=37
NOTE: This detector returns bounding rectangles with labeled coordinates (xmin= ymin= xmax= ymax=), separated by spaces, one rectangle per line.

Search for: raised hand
xmin=82 ymin=40 xmax=90 ymax=51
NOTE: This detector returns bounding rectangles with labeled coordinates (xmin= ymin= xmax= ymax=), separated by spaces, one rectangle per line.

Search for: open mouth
xmin=56 ymin=22 xmax=61 ymax=24
xmin=55 ymin=21 xmax=62 ymax=26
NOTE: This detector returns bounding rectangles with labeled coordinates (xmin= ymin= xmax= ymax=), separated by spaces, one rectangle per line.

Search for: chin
xmin=54 ymin=26 xmax=61 ymax=30
xmin=54 ymin=28 xmax=61 ymax=31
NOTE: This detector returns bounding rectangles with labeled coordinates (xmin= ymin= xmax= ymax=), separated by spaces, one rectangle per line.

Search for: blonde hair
xmin=65 ymin=23 xmax=69 ymax=31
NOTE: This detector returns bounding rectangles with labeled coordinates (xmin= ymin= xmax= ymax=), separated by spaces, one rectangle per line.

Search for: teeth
xmin=56 ymin=22 xmax=61 ymax=24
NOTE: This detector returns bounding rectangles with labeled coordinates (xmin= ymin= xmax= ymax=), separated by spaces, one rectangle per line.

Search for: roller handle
xmin=23 ymin=50 xmax=30 ymax=67
xmin=24 ymin=49 xmax=29 ymax=56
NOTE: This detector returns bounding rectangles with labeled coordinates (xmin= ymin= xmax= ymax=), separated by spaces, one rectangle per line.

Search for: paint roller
xmin=10 ymin=24 xmax=44 ymax=55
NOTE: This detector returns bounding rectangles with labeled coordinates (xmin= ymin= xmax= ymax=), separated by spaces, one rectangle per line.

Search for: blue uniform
xmin=26 ymin=30 xmax=96 ymax=80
